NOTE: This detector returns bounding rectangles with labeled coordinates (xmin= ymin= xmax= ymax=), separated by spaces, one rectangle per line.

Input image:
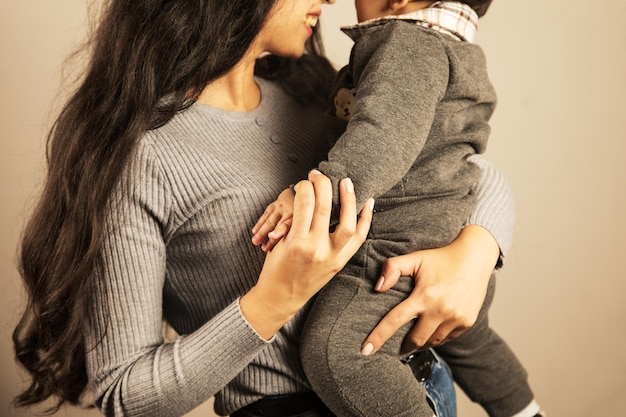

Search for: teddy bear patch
xmin=334 ymin=87 xmax=357 ymax=122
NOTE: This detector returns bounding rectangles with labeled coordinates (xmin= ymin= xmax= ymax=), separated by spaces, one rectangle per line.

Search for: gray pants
xmin=301 ymin=240 xmax=534 ymax=417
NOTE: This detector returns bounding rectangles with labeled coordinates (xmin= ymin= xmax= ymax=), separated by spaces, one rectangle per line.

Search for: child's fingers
xmin=261 ymin=237 xmax=279 ymax=252
xmin=252 ymin=206 xmax=273 ymax=234
xmin=268 ymin=219 xmax=292 ymax=240
xmin=251 ymin=209 xmax=282 ymax=246
xmin=263 ymin=219 xmax=293 ymax=252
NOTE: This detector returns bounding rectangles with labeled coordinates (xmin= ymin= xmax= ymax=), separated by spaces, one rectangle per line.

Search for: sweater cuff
xmin=235 ymin=298 xmax=277 ymax=344
xmin=466 ymin=155 xmax=516 ymax=263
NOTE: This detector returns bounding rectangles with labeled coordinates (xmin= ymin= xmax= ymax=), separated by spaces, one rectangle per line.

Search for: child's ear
xmin=388 ymin=0 xmax=411 ymax=12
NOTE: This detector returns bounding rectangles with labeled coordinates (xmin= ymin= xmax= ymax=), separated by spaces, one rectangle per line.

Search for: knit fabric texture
xmin=84 ymin=76 xmax=514 ymax=416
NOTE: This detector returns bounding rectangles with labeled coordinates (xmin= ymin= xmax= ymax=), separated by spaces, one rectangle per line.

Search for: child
xmin=253 ymin=1 xmax=543 ymax=416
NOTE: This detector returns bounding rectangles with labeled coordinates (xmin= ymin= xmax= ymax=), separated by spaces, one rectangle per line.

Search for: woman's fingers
xmin=361 ymin=303 xmax=458 ymax=355
xmin=360 ymin=298 xmax=422 ymax=356
xmin=307 ymin=170 xmax=333 ymax=233
xmin=354 ymin=197 xmax=374 ymax=241
xmin=423 ymin=322 xmax=463 ymax=348
xmin=376 ymin=253 xmax=421 ymax=291
xmin=288 ymin=179 xmax=316 ymax=238
xmin=332 ymin=178 xmax=356 ymax=245
xmin=401 ymin=315 xmax=446 ymax=353
xmin=248 ymin=172 xmax=375 ymax=337
xmin=333 ymin=177 xmax=374 ymax=250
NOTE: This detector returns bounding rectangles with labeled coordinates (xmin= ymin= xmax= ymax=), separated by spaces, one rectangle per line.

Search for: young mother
xmin=13 ymin=0 xmax=512 ymax=416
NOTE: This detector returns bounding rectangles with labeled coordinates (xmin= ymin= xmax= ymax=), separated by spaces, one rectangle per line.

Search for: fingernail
xmin=343 ymin=178 xmax=354 ymax=193
xmin=361 ymin=343 xmax=374 ymax=356
xmin=310 ymin=169 xmax=322 ymax=175
xmin=369 ymin=198 xmax=375 ymax=210
xmin=375 ymin=276 xmax=384 ymax=291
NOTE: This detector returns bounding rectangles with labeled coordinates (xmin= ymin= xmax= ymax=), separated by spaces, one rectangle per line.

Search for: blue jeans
xmin=232 ymin=352 xmax=456 ymax=417
xmin=421 ymin=350 xmax=457 ymax=417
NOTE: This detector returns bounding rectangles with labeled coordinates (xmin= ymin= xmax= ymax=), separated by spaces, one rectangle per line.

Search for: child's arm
xmin=319 ymin=25 xmax=453 ymax=210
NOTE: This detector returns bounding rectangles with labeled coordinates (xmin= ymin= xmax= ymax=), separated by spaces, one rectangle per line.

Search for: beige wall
xmin=2 ymin=1 xmax=625 ymax=416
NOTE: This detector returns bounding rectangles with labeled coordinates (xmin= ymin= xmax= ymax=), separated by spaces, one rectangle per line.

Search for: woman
xmin=13 ymin=0 xmax=513 ymax=416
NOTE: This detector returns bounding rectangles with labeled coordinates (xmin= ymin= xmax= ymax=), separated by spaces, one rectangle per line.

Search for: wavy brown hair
xmin=13 ymin=0 xmax=333 ymax=412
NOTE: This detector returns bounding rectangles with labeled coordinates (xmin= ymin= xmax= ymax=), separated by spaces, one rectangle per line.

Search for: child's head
xmin=454 ymin=1 xmax=493 ymax=17
xmin=355 ymin=1 xmax=493 ymax=23
xmin=354 ymin=0 xmax=430 ymax=22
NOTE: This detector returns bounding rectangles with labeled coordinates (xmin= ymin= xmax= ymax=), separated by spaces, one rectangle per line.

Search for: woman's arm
xmin=87 ymin=153 xmax=372 ymax=416
xmin=360 ymin=157 xmax=515 ymax=355
xmin=241 ymin=172 xmax=373 ymax=339
xmin=87 ymin=148 xmax=269 ymax=416
xmin=466 ymin=154 xmax=516 ymax=265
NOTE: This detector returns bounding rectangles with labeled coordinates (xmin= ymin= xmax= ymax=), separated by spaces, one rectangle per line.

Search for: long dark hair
xmin=13 ymin=0 xmax=332 ymax=412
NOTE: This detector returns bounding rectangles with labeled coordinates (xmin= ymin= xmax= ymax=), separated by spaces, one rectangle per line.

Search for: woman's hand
xmin=241 ymin=171 xmax=373 ymax=339
xmin=361 ymin=225 xmax=500 ymax=355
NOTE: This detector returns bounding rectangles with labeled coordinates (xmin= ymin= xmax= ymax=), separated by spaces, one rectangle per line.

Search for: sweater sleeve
xmin=466 ymin=154 xmax=516 ymax=266
xmin=85 ymin=143 xmax=271 ymax=417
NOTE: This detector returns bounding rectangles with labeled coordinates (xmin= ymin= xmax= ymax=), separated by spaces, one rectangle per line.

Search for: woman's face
xmin=257 ymin=0 xmax=334 ymax=58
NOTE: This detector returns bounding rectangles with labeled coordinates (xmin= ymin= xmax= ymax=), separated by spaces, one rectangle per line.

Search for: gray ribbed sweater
xmin=84 ymin=77 xmax=515 ymax=417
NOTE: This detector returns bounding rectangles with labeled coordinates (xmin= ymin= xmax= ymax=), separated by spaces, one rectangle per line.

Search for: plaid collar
xmin=344 ymin=1 xmax=478 ymax=43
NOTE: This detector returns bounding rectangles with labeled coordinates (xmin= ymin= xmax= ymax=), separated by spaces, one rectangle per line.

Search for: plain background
xmin=1 ymin=1 xmax=625 ymax=416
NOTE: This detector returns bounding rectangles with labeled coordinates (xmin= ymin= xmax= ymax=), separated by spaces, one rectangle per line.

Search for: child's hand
xmin=252 ymin=188 xmax=295 ymax=252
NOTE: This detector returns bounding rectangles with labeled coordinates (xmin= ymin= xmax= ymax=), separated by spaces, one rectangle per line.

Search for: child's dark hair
xmin=457 ymin=0 xmax=493 ymax=17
